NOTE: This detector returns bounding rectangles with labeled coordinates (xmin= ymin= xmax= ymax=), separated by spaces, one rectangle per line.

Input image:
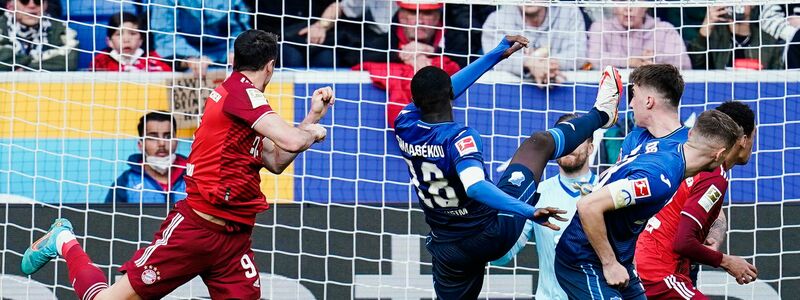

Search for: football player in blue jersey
xmin=395 ymin=34 xmax=624 ymax=299
xmin=554 ymin=109 xmax=744 ymax=300
xmin=620 ymin=64 xmax=688 ymax=159
xmin=622 ymin=64 xmax=728 ymax=282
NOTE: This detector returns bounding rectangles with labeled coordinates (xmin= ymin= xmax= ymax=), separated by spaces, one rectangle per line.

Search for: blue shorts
xmin=554 ymin=257 xmax=646 ymax=300
xmin=425 ymin=164 xmax=538 ymax=300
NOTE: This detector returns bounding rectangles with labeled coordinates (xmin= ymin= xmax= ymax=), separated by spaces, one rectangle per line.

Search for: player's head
xmin=628 ymin=64 xmax=684 ymax=127
xmin=555 ymin=114 xmax=594 ymax=174
xmin=106 ymin=12 xmax=144 ymax=56
xmin=233 ymin=30 xmax=279 ymax=87
xmin=137 ymin=111 xmax=178 ymax=174
xmin=687 ymin=110 xmax=744 ymax=171
xmin=411 ymin=66 xmax=454 ymax=115
xmin=715 ymin=101 xmax=756 ymax=166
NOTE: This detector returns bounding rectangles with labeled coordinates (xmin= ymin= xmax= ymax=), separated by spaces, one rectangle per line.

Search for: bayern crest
xmin=141 ymin=265 xmax=161 ymax=285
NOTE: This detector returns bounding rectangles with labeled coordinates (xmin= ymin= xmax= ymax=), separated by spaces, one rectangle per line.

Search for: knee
xmin=523 ymin=131 xmax=554 ymax=152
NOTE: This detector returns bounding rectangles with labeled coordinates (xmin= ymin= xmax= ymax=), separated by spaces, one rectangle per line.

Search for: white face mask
xmin=146 ymin=154 xmax=176 ymax=175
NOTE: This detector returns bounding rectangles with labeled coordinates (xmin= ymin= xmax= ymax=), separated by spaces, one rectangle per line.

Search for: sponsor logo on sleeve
xmin=632 ymin=178 xmax=651 ymax=198
xmin=698 ymin=185 xmax=722 ymax=212
xmin=455 ymin=136 xmax=478 ymax=156
xmin=209 ymin=91 xmax=222 ymax=102
xmin=246 ymin=88 xmax=269 ymax=108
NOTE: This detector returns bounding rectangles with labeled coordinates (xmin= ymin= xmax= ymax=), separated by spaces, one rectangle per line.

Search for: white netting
xmin=0 ymin=0 xmax=798 ymax=299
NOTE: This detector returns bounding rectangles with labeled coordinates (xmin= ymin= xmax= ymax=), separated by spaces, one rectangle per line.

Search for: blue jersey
xmin=395 ymin=103 xmax=496 ymax=241
xmin=620 ymin=126 xmax=688 ymax=159
xmin=556 ymin=140 xmax=686 ymax=265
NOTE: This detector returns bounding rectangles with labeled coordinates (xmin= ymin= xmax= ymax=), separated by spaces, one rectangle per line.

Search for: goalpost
xmin=0 ymin=0 xmax=797 ymax=299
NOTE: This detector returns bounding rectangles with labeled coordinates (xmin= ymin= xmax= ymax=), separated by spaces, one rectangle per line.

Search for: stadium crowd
xmin=0 ymin=0 xmax=797 ymax=73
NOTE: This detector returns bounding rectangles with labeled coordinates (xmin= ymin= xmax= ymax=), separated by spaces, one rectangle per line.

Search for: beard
xmin=557 ymin=151 xmax=589 ymax=173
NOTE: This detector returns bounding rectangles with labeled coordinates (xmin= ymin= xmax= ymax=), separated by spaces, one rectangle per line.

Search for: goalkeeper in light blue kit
xmin=395 ymin=34 xmax=623 ymax=299
xmin=492 ymin=113 xmax=598 ymax=300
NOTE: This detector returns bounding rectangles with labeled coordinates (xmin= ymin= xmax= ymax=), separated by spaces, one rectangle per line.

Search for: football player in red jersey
xmin=635 ymin=101 xmax=758 ymax=299
xmin=21 ymin=30 xmax=332 ymax=300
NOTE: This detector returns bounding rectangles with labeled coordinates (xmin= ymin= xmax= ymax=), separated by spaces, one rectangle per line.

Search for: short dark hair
xmin=629 ymin=64 xmax=684 ymax=108
xmin=554 ymin=113 xmax=593 ymax=142
xmin=692 ymin=109 xmax=743 ymax=151
xmin=137 ymin=111 xmax=176 ymax=137
xmin=233 ymin=30 xmax=279 ymax=72
xmin=106 ymin=12 xmax=141 ymax=39
xmin=715 ymin=101 xmax=755 ymax=137
xmin=410 ymin=66 xmax=453 ymax=114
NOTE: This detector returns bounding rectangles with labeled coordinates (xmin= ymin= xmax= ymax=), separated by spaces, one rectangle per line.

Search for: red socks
xmin=63 ymin=245 xmax=108 ymax=300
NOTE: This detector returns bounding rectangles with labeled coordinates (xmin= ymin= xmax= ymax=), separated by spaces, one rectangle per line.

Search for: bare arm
xmin=705 ymin=210 xmax=727 ymax=250
xmin=258 ymin=87 xmax=335 ymax=174
xmin=577 ymin=187 xmax=618 ymax=265
xmin=576 ymin=185 xmax=630 ymax=288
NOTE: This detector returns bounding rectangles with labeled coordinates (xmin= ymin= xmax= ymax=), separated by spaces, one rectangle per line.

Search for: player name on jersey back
xmin=395 ymin=136 xmax=446 ymax=158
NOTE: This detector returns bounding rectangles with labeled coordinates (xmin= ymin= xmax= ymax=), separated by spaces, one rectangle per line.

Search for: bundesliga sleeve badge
xmin=632 ymin=178 xmax=651 ymax=198
xmin=455 ymin=136 xmax=478 ymax=156
xmin=246 ymin=88 xmax=269 ymax=108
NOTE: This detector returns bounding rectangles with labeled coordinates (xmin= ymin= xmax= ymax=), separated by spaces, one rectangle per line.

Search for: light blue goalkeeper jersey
xmin=532 ymin=172 xmax=597 ymax=300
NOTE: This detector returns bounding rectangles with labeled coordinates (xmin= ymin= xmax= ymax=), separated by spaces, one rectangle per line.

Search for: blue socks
xmin=547 ymin=108 xmax=608 ymax=160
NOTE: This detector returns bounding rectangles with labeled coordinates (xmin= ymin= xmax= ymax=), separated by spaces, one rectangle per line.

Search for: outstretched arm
xmin=258 ymin=87 xmax=334 ymax=174
xmin=457 ymin=158 xmax=565 ymax=229
xmin=451 ymin=35 xmax=529 ymax=99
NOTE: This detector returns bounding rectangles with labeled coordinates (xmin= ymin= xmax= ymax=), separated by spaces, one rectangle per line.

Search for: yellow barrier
xmin=0 ymin=77 xmax=295 ymax=203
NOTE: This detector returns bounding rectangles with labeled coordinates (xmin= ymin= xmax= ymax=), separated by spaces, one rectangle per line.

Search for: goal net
xmin=0 ymin=0 xmax=797 ymax=299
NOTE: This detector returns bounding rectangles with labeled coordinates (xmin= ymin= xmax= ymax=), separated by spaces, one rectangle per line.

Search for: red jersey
xmin=636 ymin=166 xmax=727 ymax=281
xmin=91 ymin=49 xmax=172 ymax=72
xmin=184 ymin=71 xmax=274 ymax=226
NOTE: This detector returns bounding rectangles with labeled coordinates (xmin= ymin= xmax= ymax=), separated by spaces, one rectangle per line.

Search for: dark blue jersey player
xmin=395 ymin=35 xmax=624 ymax=299
xmin=554 ymin=110 xmax=744 ymax=300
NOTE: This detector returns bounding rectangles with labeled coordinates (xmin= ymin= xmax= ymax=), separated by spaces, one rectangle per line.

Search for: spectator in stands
xmin=0 ymin=0 xmax=78 ymax=71
xmin=442 ymin=4 xmax=496 ymax=66
xmin=269 ymin=0 xmax=390 ymax=68
xmin=354 ymin=2 xmax=461 ymax=127
xmin=149 ymin=0 xmax=250 ymax=76
xmin=106 ymin=111 xmax=187 ymax=203
xmin=655 ymin=5 xmax=706 ymax=43
xmin=289 ymin=1 xmax=480 ymax=68
xmin=688 ymin=6 xmax=783 ymax=70
xmin=248 ymin=0 xmax=337 ymax=68
xmin=92 ymin=12 xmax=171 ymax=72
xmin=761 ymin=4 xmax=800 ymax=69
xmin=481 ymin=3 xmax=587 ymax=85
xmin=587 ymin=4 xmax=691 ymax=70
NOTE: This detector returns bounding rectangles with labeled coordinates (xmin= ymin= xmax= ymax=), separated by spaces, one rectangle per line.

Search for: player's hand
xmin=501 ymin=35 xmax=529 ymax=59
xmin=531 ymin=207 xmax=567 ymax=231
xmin=300 ymin=123 xmax=327 ymax=142
xmin=721 ymin=254 xmax=758 ymax=285
xmin=602 ymin=261 xmax=630 ymax=289
xmin=309 ymin=86 xmax=335 ymax=122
